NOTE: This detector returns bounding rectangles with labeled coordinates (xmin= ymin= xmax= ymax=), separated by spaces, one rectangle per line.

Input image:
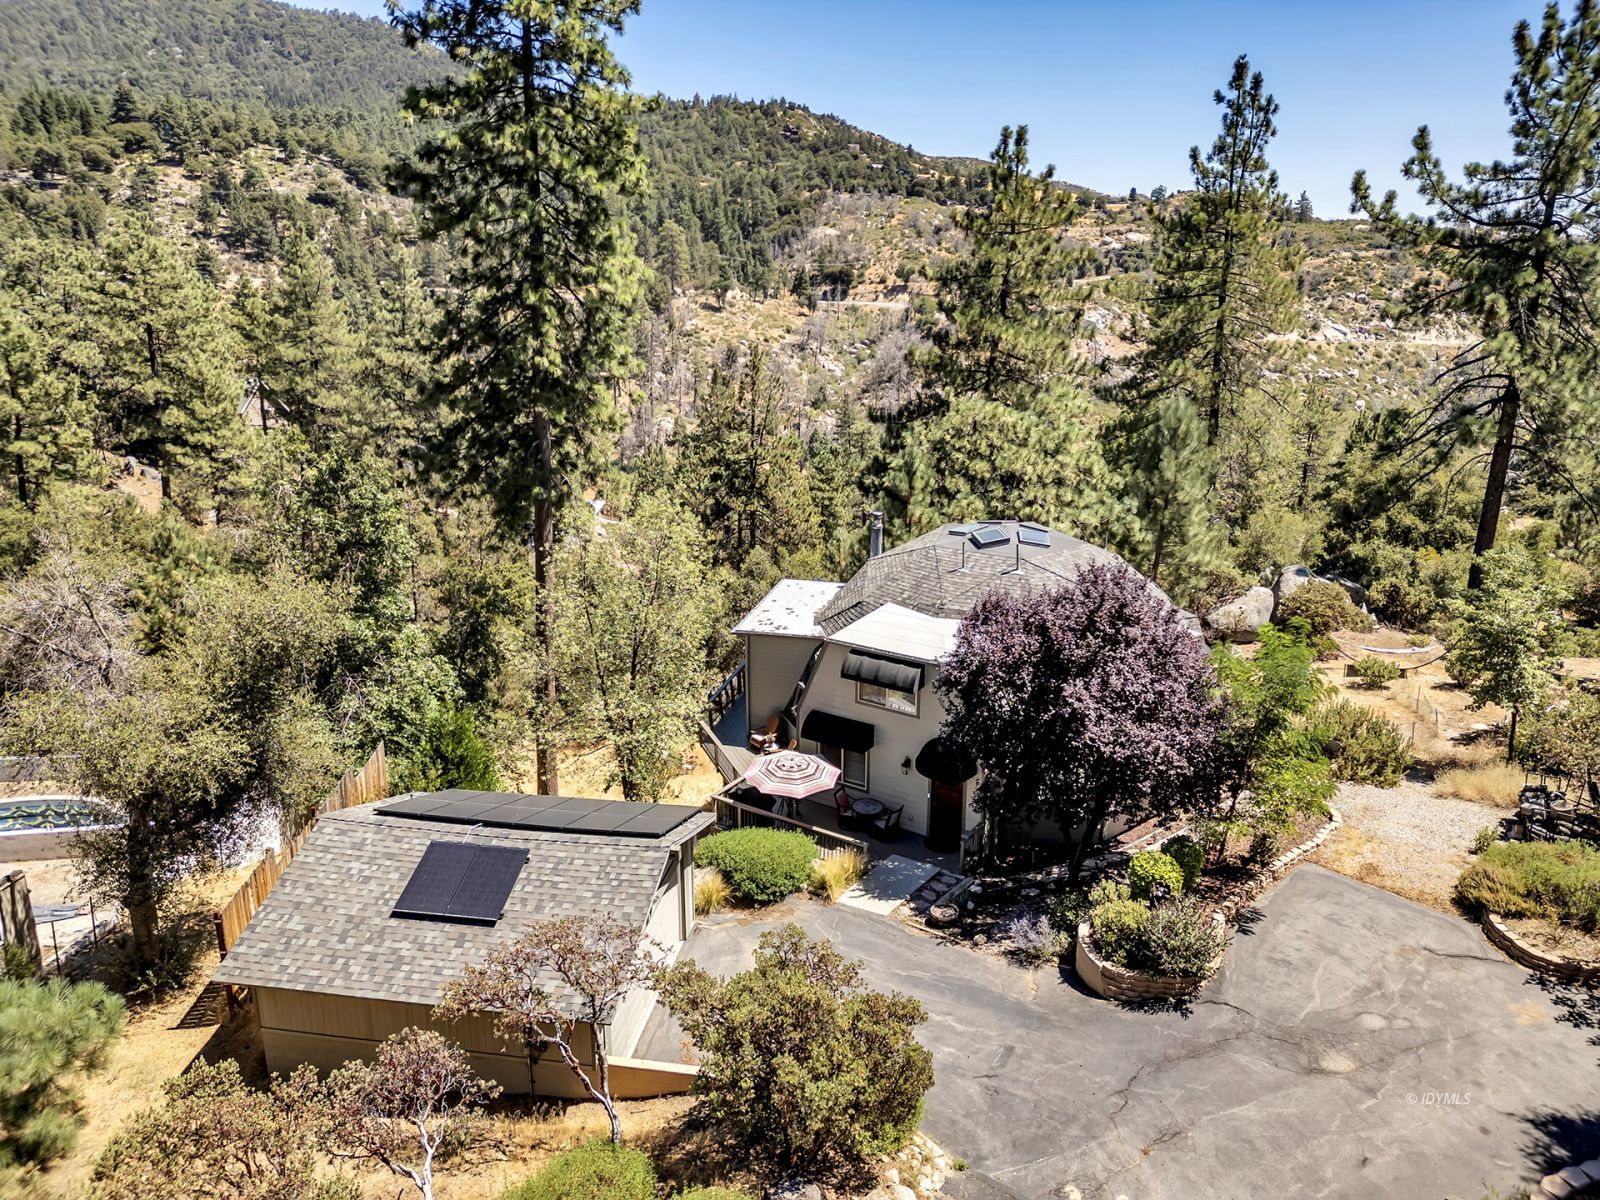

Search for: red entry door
xmin=926 ymin=780 xmax=964 ymax=853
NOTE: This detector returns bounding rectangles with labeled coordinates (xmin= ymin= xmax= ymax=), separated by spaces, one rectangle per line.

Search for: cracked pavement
xmin=659 ymin=865 xmax=1600 ymax=1198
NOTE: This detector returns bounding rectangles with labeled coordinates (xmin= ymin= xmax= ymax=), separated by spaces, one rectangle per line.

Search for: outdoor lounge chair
xmin=748 ymin=714 xmax=796 ymax=754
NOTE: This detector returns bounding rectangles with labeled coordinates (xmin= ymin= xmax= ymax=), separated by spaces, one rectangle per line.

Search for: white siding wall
xmin=795 ymin=645 xmax=975 ymax=838
xmin=745 ymin=633 xmax=821 ymax=738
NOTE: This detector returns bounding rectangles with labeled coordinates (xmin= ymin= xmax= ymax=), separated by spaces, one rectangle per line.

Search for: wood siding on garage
xmin=256 ymin=986 xmax=602 ymax=1097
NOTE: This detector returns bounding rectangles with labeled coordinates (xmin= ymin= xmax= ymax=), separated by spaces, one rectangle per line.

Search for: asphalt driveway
xmin=644 ymin=865 xmax=1600 ymax=1199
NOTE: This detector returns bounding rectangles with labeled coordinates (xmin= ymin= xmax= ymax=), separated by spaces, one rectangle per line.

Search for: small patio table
xmin=849 ymin=796 xmax=885 ymax=820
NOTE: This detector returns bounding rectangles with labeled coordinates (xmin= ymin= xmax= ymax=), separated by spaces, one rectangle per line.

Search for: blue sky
xmin=290 ymin=0 xmax=1537 ymax=213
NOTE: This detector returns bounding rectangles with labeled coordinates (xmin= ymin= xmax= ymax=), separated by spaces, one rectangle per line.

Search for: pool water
xmin=0 ymin=798 xmax=108 ymax=832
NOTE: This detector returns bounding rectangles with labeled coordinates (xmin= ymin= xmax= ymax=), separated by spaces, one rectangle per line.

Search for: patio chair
xmin=749 ymin=714 xmax=797 ymax=754
xmin=870 ymin=804 xmax=903 ymax=840
xmin=834 ymin=786 xmax=862 ymax=831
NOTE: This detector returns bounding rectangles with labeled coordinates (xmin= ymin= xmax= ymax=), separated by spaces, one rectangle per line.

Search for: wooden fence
xmin=214 ymin=743 xmax=387 ymax=957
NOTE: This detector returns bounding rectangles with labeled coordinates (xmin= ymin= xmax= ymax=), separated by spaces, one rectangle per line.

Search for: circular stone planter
xmin=1073 ymin=920 xmax=1222 ymax=1002
xmin=1482 ymin=912 xmax=1600 ymax=984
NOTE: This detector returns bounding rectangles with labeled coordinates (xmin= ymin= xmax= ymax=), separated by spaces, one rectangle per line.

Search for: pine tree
xmin=392 ymin=0 xmax=646 ymax=794
xmin=890 ymin=125 xmax=1112 ymax=535
xmin=1135 ymin=56 xmax=1299 ymax=450
xmin=260 ymin=234 xmax=360 ymax=445
xmin=1352 ymin=0 xmax=1600 ymax=589
xmin=1124 ymin=394 xmax=1224 ymax=593
xmin=677 ymin=350 xmax=819 ymax=569
xmin=52 ymin=222 xmax=243 ymax=501
xmin=0 ymin=294 xmax=97 ymax=506
xmin=913 ymin=125 xmax=1093 ymax=415
xmin=1294 ymin=190 xmax=1314 ymax=222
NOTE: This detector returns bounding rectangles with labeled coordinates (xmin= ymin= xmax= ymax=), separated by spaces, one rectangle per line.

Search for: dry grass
xmin=1434 ymin=764 xmax=1524 ymax=808
xmin=808 ymin=850 xmax=868 ymax=904
xmin=694 ymin=867 xmax=732 ymax=916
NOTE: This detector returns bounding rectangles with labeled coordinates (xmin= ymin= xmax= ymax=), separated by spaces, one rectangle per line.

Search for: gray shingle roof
xmin=213 ymin=804 xmax=713 ymax=1009
xmin=817 ymin=520 xmax=1194 ymax=634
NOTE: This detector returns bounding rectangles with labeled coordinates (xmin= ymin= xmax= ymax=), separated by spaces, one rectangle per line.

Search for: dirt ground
xmin=1301 ymin=626 xmax=1525 ymax=913
xmin=501 ymin=739 xmax=725 ymax=808
xmin=1311 ymin=778 xmax=1509 ymax=912
xmin=1318 ymin=628 xmax=1509 ymax=770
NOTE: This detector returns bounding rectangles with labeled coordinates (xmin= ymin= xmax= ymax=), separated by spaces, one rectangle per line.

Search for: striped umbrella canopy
xmin=741 ymin=750 xmax=841 ymax=799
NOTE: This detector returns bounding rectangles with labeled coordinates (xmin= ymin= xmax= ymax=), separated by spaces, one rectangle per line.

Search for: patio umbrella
xmin=740 ymin=750 xmax=841 ymax=799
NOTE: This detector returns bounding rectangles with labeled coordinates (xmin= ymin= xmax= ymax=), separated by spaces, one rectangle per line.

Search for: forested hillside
xmin=0 ymin=0 xmax=444 ymax=108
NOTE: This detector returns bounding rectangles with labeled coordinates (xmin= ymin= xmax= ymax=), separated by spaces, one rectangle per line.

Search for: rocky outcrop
xmin=1205 ymin=586 xmax=1275 ymax=642
xmin=1274 ymin=564 xmax=1314 ymax=601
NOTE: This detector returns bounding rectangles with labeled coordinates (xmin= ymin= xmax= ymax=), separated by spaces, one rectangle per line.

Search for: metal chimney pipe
xmin=868 ymin=510 xmax=884 ymax=558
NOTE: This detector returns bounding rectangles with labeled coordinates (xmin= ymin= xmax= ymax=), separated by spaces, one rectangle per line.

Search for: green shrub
xmin=393 ymin=704 xmax=500 ymax=794
xmin=1127 ymin=850 xmax=1185 ymax=901
xmin=1089 ymin=878 xmax=1130 ymax=906
xmin=1162 ymin=836 xmax=1204 ymax=890
xmin=1308 ymin=699 xmax=1411 ymax=786
xmin=1454 ymin=840 xmax=1600 ymax=929
xmin=1090 ymin=899 xmax=1149 ymax=965
xmin=1129 ymin=898 xmax=1225 ymax=979
xmin=503 ymin=1143 xmax=656 ymax=1200
xmin=1471 ymin=826 xmax=1499 ymax=855
xmin=657 ymin=926 xmax=931 ymax=1172
xmin=695 ymin=828 xmax=818 ymax=905
xmin=1350 ymin=656 xmax=1401 ymax=688
xmin=1370 ymin=577 xmax=1440 ymax=629
xmin=1048 ymin=879 xmax=1134 ymax=933
xmin=1277 ymin=581 xmax=1368 ymax=636
xmin=677 ymin=1190 xmax=753 ymax=1200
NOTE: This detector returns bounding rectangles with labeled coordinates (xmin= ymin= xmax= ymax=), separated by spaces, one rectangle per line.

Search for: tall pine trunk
xmin=1468 ymin=383 xmax=1520 ymax=591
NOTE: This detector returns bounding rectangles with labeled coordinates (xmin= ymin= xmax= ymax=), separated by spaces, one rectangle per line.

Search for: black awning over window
xmin=840 ymin=650 xmax=923 ymax=694
xmin=801 ymin=709 xmax=876 ymax=752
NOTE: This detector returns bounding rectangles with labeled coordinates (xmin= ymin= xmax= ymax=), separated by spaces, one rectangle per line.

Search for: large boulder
xmin=1206 ymin=586 xmax=1276 ymax=642
xmin=1325 ymin=573 xmax=1369 ymax=608
xmin=1274 ymin=564 xmax=1314 ymax=603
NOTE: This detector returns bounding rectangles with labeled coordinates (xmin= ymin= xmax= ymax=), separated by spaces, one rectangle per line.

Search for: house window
xmin=857 ymin=680 xmax=919 ymax=716
xmin=820 ymin=744 xmax=870 ymax=790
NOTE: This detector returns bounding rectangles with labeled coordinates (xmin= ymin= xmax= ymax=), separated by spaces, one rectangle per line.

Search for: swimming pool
xmin=0 ymin=796 xmax=114 ymax=862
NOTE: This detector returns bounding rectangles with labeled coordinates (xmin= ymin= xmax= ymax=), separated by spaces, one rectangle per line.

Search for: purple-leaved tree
xmin=936 ymin=563 xmax=1224 ymax=880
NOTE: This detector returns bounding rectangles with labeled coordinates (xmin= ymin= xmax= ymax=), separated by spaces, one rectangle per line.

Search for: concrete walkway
xmin=656 ymin=866 xmax=1600 ymax=1199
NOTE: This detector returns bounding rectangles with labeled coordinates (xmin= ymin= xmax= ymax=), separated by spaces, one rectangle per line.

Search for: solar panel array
xmin=392 ymin=840 xmax=528 ymax=925
xmin=377 ymin=789 xmax=697 ymax=839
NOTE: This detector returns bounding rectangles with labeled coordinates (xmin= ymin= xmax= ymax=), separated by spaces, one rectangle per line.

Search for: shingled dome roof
xmin=817 ymin=520 xmax=1195 ymax=635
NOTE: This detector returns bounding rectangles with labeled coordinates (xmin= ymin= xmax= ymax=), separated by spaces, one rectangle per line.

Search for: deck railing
xmin=705 ymin=660 xmax=746 ymax=724
xmin=712 ymin=792 xmax=869 ymax=861
xmin=697 ymin=719 xmax=750 ymax=785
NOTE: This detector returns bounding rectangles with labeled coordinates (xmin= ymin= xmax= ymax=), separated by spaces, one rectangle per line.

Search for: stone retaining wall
xmin=1075 ymin=809 xmax=1343 ymax=1003
xmin=1074 ymin=919 xmax=1219 ymax=1002
xmin=1482 ymin=912 xmax=1600 ymax=984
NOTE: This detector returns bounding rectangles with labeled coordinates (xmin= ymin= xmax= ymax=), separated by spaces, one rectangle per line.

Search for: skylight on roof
xmin=1017 ymin=525 xmax=1050 ymax=547
xmin=968 ymin=526 xmax=1009 ymax=548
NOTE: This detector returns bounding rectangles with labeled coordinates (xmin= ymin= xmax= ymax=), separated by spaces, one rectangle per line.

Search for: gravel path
xmin=1312 ymin=778 xmax=1506 ymax=910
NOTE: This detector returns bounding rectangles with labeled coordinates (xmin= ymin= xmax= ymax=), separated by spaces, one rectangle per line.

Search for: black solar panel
xmin=969 ymin=526 xmax=1009 ymax=548
xmin=377 ymin=791 xmax=697 ymax=839
xmin=392 ymin=840 xmax=527 ymax=925
xmin=1017 ymin=525 xmax=1050 ymax=547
